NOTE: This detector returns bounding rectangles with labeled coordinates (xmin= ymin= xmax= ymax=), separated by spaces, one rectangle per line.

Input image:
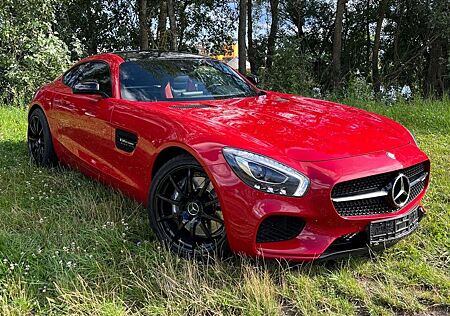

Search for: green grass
xmin=0 ymin=99 xmax=449 ymax=315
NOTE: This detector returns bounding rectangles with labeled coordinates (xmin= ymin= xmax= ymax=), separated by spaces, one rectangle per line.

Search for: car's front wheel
xmin=27 ymin=108 xmax=58 ymax=167
xmin=148 ymin=154 xmax=228 ymax=259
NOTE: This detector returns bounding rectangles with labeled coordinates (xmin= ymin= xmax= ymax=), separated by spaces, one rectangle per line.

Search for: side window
xmin=76 ymin=62 xmax=113 ymax=98
xmin=63 ymin=64 xmax=85 ymax=87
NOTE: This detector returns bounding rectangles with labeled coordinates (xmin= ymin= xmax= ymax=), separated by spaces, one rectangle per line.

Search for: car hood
xmin=168 ymin=93 xmax=410 ymax=162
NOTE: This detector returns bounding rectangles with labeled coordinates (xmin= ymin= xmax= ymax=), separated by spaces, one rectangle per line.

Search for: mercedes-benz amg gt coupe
xmin=28 ymin=50 xmax=430 ymax=261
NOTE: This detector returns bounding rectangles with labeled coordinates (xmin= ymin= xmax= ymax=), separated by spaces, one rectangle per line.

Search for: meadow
xmin=0 ymin=99 xmax=449 ymax=315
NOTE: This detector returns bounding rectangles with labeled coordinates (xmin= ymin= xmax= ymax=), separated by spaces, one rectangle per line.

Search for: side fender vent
xmin=115 ymin=129 xmax=138 ymax=153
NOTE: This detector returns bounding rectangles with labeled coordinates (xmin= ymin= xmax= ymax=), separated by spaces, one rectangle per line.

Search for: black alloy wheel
xmin=149 ymin=155 xmax=228 ymax=258
xmin=27 ymin=108 xmax=57 ymax=167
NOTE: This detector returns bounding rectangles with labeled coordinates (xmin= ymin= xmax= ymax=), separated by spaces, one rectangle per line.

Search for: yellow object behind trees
xmin=211 ymin=43 xmax=238 ymax=61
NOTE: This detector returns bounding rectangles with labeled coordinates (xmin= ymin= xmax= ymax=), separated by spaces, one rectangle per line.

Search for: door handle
xmin=79 ymin=107 xmax=95 ymax=117
xmin=61 ymin=98 xmax=75 ymax=111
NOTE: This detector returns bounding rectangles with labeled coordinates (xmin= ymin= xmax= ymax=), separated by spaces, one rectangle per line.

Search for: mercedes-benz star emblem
xmin=389 ymin=174 xmax=410 ymax=207
xmin=187 ymin=201 xmax=201 ymax=216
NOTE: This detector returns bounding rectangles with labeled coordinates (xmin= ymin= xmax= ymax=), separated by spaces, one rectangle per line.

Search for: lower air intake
xmin=256 ymin=216 xmax=305 ymax=243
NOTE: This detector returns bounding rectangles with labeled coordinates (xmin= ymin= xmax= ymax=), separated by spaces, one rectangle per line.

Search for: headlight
xmin=222 ymin=147 xmax=310 ymax=197
xmin=406 ymin=128 xmax=418 ymax=146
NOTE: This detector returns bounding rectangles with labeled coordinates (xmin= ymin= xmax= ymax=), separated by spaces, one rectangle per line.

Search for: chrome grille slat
xmin=331 ymin=162 xmax=428 ymax=217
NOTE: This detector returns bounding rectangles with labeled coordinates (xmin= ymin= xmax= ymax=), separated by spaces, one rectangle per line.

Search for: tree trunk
xmin=443 ymin=41 xmax=449 ymax=97
xmin=238 ymin=0 xmax=247 ymax=74
xmin=157 ymin=1 xmax=168 ymax=48
xmin=86 ymin=3 xmax=98 ymax=55
xmin=372 ymin=0 xmax=388 ymax=96
xmin=425 ymin=36 xmax=445 ymax=97
xmin=366 ymin=0 xmax=371 ymax=68
xmin=286 ymin=0 xmax=305 ymax=38
xmin=138 ymin=0 xmax=149 ymax=50
xmin=331 ymin=0 xmax=347 ymax=89
xmin=392 ymin=0 xmax=403 ymax=66
xmin=167 ymin=0 xmax=177 ymax=51
xmin=247 ymin=0 xmax=256 ymax=74
xmin=297 ymin=0 xmax=305 ymax=38
xmin=266 ymin=0 xmax=279 ymax=69
xmin=177 ymin=1 xmax=189 ymax=50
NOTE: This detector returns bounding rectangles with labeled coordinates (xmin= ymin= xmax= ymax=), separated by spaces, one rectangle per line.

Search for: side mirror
xmin=246 ymin=74 xmax=259 ymax=86
xmin=73 ymin=80 xmax=105 ymax=97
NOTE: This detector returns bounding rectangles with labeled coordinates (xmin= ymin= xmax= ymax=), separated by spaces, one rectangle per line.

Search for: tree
xmin=176 ymin=0 xmax=189 ymax=50
xmin=0 ymin=0 xmax=70 ymax=102
xmin=174 ymin=0 xmax=235 ymax=54
xmin=167 ymin=0 xmax=178 ymax=51
xmin=157 ymin=0 xmax=168 ymax=48
xmin=266 ymin=0 xmax=280 ymax=69
xmin=2 ymin=0 xmax=450 ymax=103
xmin=365 ymin=0 xmax=371 ymax=67
xmin=138 ymin=0 xmax=149 ymax=49
xmin=331 ymin=0 xmax=347 ymax=89
xmin=247 ymin=0 xmax=256 ymax=74
xmin=424 ymin=0 xmax=449 ymax=97
xmin=55 ymin=0 xmax=139 ymax=57
xmin=425 ymin=37 xmax=445 ymax=97
xmin=285 ymin=0 xmax=305 ymax=38
xmin=372 ymin=0 xmax=388 ymax=96
xmin=238 ymin=0 xmax=247 ymax=74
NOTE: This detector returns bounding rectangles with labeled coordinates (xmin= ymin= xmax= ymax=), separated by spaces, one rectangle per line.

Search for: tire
xmin=148 ymin=154 xmax=229 ymax=259
xmin=27 ymin=108 xmax=58 ymax=167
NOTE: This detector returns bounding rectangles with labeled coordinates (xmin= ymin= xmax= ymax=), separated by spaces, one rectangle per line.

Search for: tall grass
xmin=0 ymin=99 xmax=449 ymax=315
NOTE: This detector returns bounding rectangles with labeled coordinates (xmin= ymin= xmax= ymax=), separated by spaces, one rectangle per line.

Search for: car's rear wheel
xmin=148 ymin=154 xmax=228 ymax=259
xmin=28 ymin=108 xmax=58 ymax=167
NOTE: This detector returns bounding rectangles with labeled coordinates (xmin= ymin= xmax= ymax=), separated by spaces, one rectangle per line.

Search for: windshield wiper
xmin=212 ymin=93 xmax=250 ymax=99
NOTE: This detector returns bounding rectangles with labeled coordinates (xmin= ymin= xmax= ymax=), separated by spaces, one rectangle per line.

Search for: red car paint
xmin=30 ymin=53 xmax=430 ymax=260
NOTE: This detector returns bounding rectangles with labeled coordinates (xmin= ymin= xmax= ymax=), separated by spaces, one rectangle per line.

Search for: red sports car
xmin=28 ymin=51 xmax=430 ymax=260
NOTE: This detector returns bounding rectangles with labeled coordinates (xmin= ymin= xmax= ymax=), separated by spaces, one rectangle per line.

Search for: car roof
xmin=112 ymin=50 xmax=208 ymax=61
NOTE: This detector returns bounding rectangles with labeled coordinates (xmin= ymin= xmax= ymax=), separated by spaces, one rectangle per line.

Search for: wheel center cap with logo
xmin=389 ymin=173 xmax=411 ymax=207
xmin=186 ymin=201 xmax=202 ymax=216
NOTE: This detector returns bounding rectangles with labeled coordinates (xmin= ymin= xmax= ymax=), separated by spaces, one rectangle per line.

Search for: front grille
xmin=332 ymin=162 xmax=426 ymax=198
xmin=332 ymin=162 xmax=428 ymax=217
xmin=256 ymin=216 xmax=305 ymax=243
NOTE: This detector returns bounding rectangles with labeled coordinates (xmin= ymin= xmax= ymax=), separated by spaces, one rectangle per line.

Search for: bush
xmin=260 ymin=38 xmax=316 ymax=96
xmin=0 ymin=0 xmax=70 ymax=105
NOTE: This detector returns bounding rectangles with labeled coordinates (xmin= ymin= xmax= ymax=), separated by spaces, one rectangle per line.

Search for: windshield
xmin=119 ymin=58 xmax=257 ymax=102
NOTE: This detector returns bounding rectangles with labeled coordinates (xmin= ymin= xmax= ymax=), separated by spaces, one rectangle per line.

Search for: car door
xmin=53 ymin=61 xmax=117 ymax=177
xmin=51 ymin=62 xmax=86 ymax=156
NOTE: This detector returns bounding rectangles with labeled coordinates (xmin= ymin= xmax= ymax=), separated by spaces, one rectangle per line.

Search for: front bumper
xmin=207 ymin=143 xmax=430 ymax=261
xmin=318 ymin=205 xmax=425 ymax=260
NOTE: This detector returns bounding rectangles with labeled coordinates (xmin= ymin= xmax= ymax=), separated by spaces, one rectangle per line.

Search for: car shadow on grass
xmin=0 ymin=139 xmax=155 ymax=243
xmin=0 ymin=140 xmax=392 ymax=272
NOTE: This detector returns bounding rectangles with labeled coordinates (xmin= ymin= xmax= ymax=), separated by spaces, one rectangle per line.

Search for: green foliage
xmin=0 ymin=99 xmax=449 ymax=315
xmin=54 ymin=0 xmax=140 ymax=58
xmin=261 ymin=38 xmax=316 ymax=96
xmin=177 ymin=0 xmax=237 ymax=54
xmin=1 ymin=0 xmax=449 ymax=105
xmin=344 ymin=75 xmax=374 ymax=102
xmin=0 ymin=0 xmax=71 ymax=104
